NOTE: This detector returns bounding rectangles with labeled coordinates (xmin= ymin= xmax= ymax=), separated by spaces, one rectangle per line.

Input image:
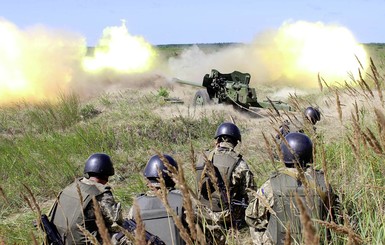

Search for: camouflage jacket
xmin=276 ymin=118 xmax=317 ymax=140
xmin=245 ymin=167 xmax=335 ymax=244
xmin=80 ymin=178 xmax=123 ymax=233
xmin=196 ymin=142 xmax=255 ymax=225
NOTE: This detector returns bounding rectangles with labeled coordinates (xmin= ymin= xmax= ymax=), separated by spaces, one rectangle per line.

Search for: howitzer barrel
xmin=172 ymin=78 xmax=203 ymax=87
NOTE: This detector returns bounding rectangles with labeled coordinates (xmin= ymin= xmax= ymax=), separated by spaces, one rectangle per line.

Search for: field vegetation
xmin=1 ymin=43 xmax=385 ymax=244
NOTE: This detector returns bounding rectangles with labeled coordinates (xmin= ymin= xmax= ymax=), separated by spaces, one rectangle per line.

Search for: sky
xmin=1 ymin=0 xmax=385 ymax=46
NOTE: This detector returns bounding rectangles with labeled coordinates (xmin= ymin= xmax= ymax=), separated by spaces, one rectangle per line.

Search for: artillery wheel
xmin=193 ymin=90 xmax=211 ymax=106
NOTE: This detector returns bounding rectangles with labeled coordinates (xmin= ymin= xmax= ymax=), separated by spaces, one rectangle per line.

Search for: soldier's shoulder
xmin=314 ymin=170 xmax=325 ymax=178
xmin=258 ymin=180 xmax=272 ymax=195
xmin=196 ymin=149 xmax=212 ymax=163
xmin=202 ymin=149 xmax=213 ymax=156
xmin=234 ymin=159 xmax=252 ymax=173
xmin=63 ymin=179 xmax=78 ymax=189
xmin=79 ymin=178 xmax=111 ymax=193
xmin=135 ymin=192 xmax=146 ymax=198
xmin=307 ymin=167 xmax=325 ymax=175
xmin=170 ymin=189 xmax=182 ymax=195
xmin=315 ymin=168 xmax=324 ymax=174
xmin=97 ymin=183 xmax=112 ymax=193
xmin=228 ymin=149 xmax=242 ymax=160
xmin=269 ymin=171 xmax=281 ymax=179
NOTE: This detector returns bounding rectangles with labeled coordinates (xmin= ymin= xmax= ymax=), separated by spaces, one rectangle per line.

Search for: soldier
xmin=49 ymin=153 xmax=123 ymax=244
xmin=276 ymin=106 xmax=321 ymax=140
xmin=245 ymin=132 xmax=336 ymax=244
xmin=195 ymin=122 xmax=255 ymax=244
xmin=305 ymin=106 xmax=321 ymax=125
xmin=126 ymin=154 xmax=186 ymax=245
xmin=303 ymin=106 xmax=321 ymax=136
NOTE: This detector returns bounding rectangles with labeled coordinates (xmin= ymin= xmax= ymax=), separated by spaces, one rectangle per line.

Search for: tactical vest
xmin=196 ymin=149 xmax=241 ymax=212
xmin=134 ymin=190 xmax=185 ymax=245
xmin=267 ymin=169 xmax=328 ymax=245
xmin=50 ymin=178 xmax=106 ymax=244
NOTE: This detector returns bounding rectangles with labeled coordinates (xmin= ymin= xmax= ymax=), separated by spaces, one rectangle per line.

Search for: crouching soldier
xmin=276 ymin=106 xmax=321 ymax=140
xmin=195 ymin=122 xmax=255 ymax=244
xmin=126 ymin=154 xmax=186 ymax=245
xmin=246 ymin=132 xmax=337 ymax=244
xmin=49 ymin=153 xmax=123 ymax=244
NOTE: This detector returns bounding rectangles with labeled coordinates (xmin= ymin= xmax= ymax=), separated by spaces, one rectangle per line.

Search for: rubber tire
xmin=193 ymin=89 xmax=211 ymax=106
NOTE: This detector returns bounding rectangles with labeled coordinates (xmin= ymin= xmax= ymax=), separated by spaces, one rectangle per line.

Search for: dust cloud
xmin=0 ymin=18 xmax=86 ymax=104
xmin=0 ymin=18 xmax=369 ymax=105
xmin=167 ymin=20 xmax=368 ymax=92
xmin=0 ymin=19 xmax=170 ymax=104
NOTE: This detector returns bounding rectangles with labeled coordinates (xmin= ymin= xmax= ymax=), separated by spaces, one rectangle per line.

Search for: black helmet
xmin=214 ymin=122 xmax=241 ymax=143
xmin=276 ymin=120 xmax=290 ymax=139
xmin=143 ymin=154 xmax=178 ymax=188
xmin=84 ymin=153 xmax=115 ymax=177
xmin=280 ymin=132 xmax=313 ymax=168
xmin=305 ymin=107 xmax=321 ymax=125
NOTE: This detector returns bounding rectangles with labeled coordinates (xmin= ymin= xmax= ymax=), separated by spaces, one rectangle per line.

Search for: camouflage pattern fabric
xmin=245 ymin=167 xmax=329 ymax=244
xmin=81 ymin=178 xmax=123 ymax=234
xmin=245 ymin=178 xmax=274 ymax=245
xmin=214 ymin=142 xmax=255 ymax=202
xmin=196 ymin=141 xmax=255 ymax=244
xmin=276 ymin=116 xmax=318 ymax=141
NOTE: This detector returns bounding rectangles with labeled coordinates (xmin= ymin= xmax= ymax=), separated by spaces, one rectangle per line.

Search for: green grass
xmin=0 ymin=87 xmax=227 ymax=244
xmin=1 ymin=43 xmax=385 ymax=244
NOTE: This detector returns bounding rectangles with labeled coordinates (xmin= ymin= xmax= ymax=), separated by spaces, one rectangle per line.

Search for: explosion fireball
xmin=256 ymin=20 xmax=368 ymax=88
xmin=0 ymin=19 xmax=85 ymax=104
xmin=0 ymin=19 xmax=157 ymax=105
xmin=82 ymin=20 xmax=156 ymax=73
xmin=0 ymin=18 xmax=369 ymax=105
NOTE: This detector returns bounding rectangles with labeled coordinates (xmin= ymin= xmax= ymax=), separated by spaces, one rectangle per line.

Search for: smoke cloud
xmin=167 ymin=20 xmax=368 ymax=91
xmin=0 ymin=18 xmax=86 ymax=103
xmin=0 ymin=18 xmax=369 ymax=104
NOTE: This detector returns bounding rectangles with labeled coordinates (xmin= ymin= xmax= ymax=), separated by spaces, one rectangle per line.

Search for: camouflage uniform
xmin=275 ymin=119 xmax=317 ymax=158
xmin=276 ymin=118 xmax=316 ymax=140
xmin=51 ymin=177 xmax=123 ymax=244
xmin=245 ymin=167 xmax=333 ymax=245
xmin=245 ymin=173 xmax=275 ymax=245
xmin=80 ymin=178 xmax=123 ymax=232
xmin=196 ymin=141 xmax=255 ymax=244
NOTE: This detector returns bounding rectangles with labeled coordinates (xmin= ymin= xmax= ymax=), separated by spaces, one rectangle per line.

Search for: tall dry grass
xmin=3 ymin=48 xmax=385 ymax=244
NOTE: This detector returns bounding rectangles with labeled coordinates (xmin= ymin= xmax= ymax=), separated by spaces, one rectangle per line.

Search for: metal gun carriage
xmin=174 ymin=69 xmax=293 ymax=112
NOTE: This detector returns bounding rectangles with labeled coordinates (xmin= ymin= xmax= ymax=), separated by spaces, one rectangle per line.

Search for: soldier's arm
xmin=245 ymin=181 xmax=272 ymax=229
xmin=96 ymin=189 xmax=123 ymax=233
xmin=232 ymin=160 xmax=256 ymax=201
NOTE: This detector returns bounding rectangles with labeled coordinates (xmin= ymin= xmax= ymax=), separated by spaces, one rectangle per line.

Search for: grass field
xmin=1 ymin=43 xmax=385 ymax=244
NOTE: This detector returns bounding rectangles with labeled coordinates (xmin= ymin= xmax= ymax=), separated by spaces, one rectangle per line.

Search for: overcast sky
xmin=2 ymin=0 xmax=385 ymax=46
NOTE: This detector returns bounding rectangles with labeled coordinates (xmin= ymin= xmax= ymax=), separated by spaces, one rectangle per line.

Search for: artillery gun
xmin=174 ymin=69 xmax=292 ymax=112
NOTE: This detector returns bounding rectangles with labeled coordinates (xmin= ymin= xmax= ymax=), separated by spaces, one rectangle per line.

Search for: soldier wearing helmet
xmin=143 ymin=154 xmax=178 ymax=189
xmin=276 ymin=106 xmax=321 ymax=140
xmin=245 ymin=133 xmax=336 ymax=244
xmin=195 ymin=122 xmax=255 ymax=244
xmin=305 ymin=106 xmax=321 ymax=125
xmin=126 ymin=154 xmax=186 ymax=245
xmin=49 ymin=153 xmax=123 ymax=244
